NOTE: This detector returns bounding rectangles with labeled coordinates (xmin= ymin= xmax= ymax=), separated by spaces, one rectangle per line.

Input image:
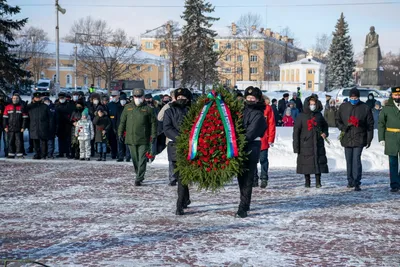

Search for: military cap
xmin=391 ymin=86 xmax=400 ymax=95
xmin=33 ymin=92 xmax=42 ymax=98
xmin=133 ymin=88 xmax=144 ymax=97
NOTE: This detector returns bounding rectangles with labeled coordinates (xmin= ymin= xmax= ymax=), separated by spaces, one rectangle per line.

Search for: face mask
xmin=163 ymin=100 xmax=170 ymax=104
xmin=350 ymin=99 xmax=359 ymax=105
xmin=394 ymin=98 xmax=400 ymax=104
xmin=59 ymin=99 xmax=66 ymax=104
xmin=44 ymin=102 xmax=50 ymax=106
xmin=176 ymin=99 xmax=188 ymax=106
xmin=146 ymin=100 xmax=153 ymax=105
xmin=113 ymin=98 xmax=119 ymax=103
xmin=134 ymin=98 xmax=143 ymax=106
xmin=120 ymin=100 xmax=127 ymax=106
xmin=93 ymin=100 xmax=99 ymax=105
xmin=310 ymin=105 xmax=316 ymax=111
xmin=368 ymin=96 xmax=373 ymax=100
xmin=12 ymin=99 xmax=19 ymax=104
xmin=246 ymin=100 xmax=256 ymax=105
xmin=72 ymin=96 xmax=79 ymax=101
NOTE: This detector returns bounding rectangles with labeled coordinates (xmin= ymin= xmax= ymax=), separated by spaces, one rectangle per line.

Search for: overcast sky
xmin=11 ymin=0 xmax=400 ymax=55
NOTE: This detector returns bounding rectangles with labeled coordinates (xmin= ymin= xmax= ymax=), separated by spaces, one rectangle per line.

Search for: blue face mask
xmin=350 ymin=99 xmax=359 ymax=105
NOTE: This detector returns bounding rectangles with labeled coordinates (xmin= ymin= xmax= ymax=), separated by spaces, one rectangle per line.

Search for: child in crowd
xmin=282 ymin=108 xmax=295 ymax=127
xmin=93 ymin=106 xmax=111 ymax=161
xmin=75 ymin=108 xmax=94 ymax=161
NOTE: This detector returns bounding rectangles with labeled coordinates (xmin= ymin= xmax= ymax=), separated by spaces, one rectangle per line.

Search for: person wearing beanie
xmin=118 ymin=88 xmax=157 ymax=186
xmin=336 ymin=87 xmax=374 ymax=191
xmin=294 ymin=95 xmax=329 ymax=188
xmin=288 ymin=100 xmax=299 ymax=121
xmin=372 ymin=100 xmax=381 ymax=129
xmin=378 ymin=86 xmax=400 ymax=192
xmin=75 ymin=108 xmax=94 ymax=160
xmin=163 ymin=88 xmax=193 ymax=215
xmin=282 ymin=108 xmax=295 ymax=127
xmin=93 ymin=105 xmax=111 ymax=161
xmin=235 ymin=86 xmax=267 ymax=218
xmin=278 ymin=93 xmax=290 ymax=118
xmin=324 ymin=99 xmax=338 ymax=128
xmin=56 ymin=92 xmax=74 ymax=158
xmin=271 ymin=98 xmax=281 ymax=126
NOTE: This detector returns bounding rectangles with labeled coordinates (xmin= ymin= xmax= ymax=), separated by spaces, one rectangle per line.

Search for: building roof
xmin=280 ymin=57 xmax=326 ymax=67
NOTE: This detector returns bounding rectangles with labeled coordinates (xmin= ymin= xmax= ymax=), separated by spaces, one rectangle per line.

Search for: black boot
xmin=102 ymin=153 xmax=106 ymax=161
xmin=175 ymin=208 xmax=184 ymax=215
xmin=316 ymin=174 xmax=322 ymax=188
xmin=235 ymin=208 xmax=248 ymax=218
xmin=183 ymin=199 xmax=191 ymax=209
xmin=97 ymin=153 xmax=103 ymax=161
xmin=305 ymin=174 xmax=311 ymax=188
xmin=260 ymin=178 xmax=268 ymax=189
xmin=252 ymin=178 xmax=259 ymax=188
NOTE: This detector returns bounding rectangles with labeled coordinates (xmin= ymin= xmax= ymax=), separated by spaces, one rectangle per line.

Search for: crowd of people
xmin=1 ymin=85 xmax=399 ymax=217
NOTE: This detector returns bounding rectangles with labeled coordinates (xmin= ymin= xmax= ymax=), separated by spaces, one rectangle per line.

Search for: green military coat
xmin=118 ymin=102 xmax=157 ymax=146
xmin=378 ymin=98 xmax=400 ymax=156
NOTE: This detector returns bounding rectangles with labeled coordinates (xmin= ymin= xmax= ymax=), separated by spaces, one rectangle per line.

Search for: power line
xmin=15 ymin=1 xmax=400 ymax=8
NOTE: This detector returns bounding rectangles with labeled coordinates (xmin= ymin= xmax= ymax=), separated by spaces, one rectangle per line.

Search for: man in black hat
xmin=144 ymin=93 xmax=160 ymax=115
xmin=336 ymin=87 xmax=374 ymax=191
xmin=27 ymin=92 xmax=50 ymax=159
xmin=378 ymin=86 xmax=400 ymax=192
xmin=278 ymin=93 xmax=290 ymax=118
xmin=291 ymin=92 xmax=303 ymax=113
xmin=235 ymin=86 xmax=267 ymax=218
xmin=55 ymin=92 xmax=74 ymax=158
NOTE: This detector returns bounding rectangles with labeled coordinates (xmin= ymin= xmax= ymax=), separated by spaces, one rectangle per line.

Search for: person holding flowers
xmin=293 ymin=95 xmax=329 ymax=188
xmin=236 ymin=86 xmax=267 ymax=218
xmin=336 ymin=87 xmax=374 ymax=191
xmin=163 ymin=88 xmax=193 ymax=215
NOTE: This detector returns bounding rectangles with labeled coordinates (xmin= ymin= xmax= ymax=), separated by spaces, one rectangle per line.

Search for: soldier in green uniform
xmin=118 ymin=88 xmax=157 ymax=186
xmin=378 ymin=86 xmax=400 ymax=193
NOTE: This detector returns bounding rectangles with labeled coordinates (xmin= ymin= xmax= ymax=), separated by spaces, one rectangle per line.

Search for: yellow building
xmin=140 ymin=23 xmax=306 ymax=88
xmin=26 ymin=41 xmax=170 ymax=90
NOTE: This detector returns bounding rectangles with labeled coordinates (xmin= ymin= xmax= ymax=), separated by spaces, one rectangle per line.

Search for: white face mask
xmin=310 ymin=105 xmax=316 ymax=111
xmin=368 ymin=96 xmax=373 ymax=100
xmin=93 ymin=100 xmax=99 ymax=105
xmin=59 ymin=99 xmax=66 ymax=104
xmin=134 ymin=98 xmax=143 ymax=106
xmin=72 ymin=96 xmax=79 ymax=101
xmin=120 ymin=100 xmax=127 ymax=106
xmin=112 ymin=97 xmax=119 ymax=103
xmin=44 ymin=101 xmax=50 ymax=106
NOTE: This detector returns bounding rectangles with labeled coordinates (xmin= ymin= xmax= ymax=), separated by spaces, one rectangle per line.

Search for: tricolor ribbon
xmin=187 ymin=90 xmax=239 ymax=161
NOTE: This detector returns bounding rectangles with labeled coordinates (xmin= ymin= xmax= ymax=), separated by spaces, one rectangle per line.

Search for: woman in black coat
xmin=293 ymin=95 xmax=329 ymax=188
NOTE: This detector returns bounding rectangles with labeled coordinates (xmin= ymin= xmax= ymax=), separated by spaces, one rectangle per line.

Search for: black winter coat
xmin=108 ymin=101 xmax=122 ymax=132
xmin=48 ymin=104 xmax=57 ymax=139
xmin=271 ymin=104 xmax=281 ymax=126
xmin=70 ymin=109 xmax=82 ymax=139
xmin=278 ymin=98 xmax=288 ymax=116
xmin=336 ymin=101 xmax=374 ymax=148
xmin=27 ymin=102 xmax=50 ymax=140
xmin=365 ymin=93 xmax=376 ymax=109
xmin=293 ymin=96 xmax=329 ymax=175
xmin=93 ymin=115 xmax=112 ymax=143
xmin=243 ymin=101 xmax=267 ymax=150
xmin=56 ymin=102 xmax=74 ymax=138
xmin=291 ymin=97 xmax=303 ymax=113
xmin=163 ymin=102 xmax=190 ymax=162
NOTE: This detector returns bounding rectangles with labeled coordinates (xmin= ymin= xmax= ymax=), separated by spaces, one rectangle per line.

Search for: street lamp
xmin=55 ymin=0 xmax=66 ymax=95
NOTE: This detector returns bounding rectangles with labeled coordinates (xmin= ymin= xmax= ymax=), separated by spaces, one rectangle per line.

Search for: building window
xmin=66 ymin=74 xmax=71 ymax=85
xmin=237 ymin=79 xmax=243 ymax=82
xmin=225 ymin=43 xmax=232 ymax=49
xmin=226 ymin=79 xmax=231 ymax=86
xmin=250 ymin=68 xmax=258 ymax=74
xmin=225 ymin=55 xmax=231 ymax=62
xmin=281 ymin=70 xmax=285 ymax=81
xmin=223 ymin=67 xmax=232 ymax=73
xmin=237 ymin=55 xmax=243 ymax=62
xmin=160 ymin=42 xmax=166 ymax=49
xmin=145 ymin=42 xmax=153 ymax=49
xmin=290 ymin=70 xmax=294 ymax=82
xmin=308 ymin=80 xmax=313 ymax=89
xmin=213 ymin=43 xmax=219 ymax=50
xmin=237 ymin=67 xmax=243 ymax=74
xmin=238 ymin=43 xmax=244 ymax=50
xmin=251 ymin=43 xmax=258 ymax=50
xmin=148 ymin=66 xmax=153 ymax=72
xmin=250 ymin=55 xmax=258 ymax=62
xmin=84 ymin=75 xmax=88 ymax=85
xmin=136 ymin=66 xmax=141 ymax=71
xmin=308 ymin=70 xmax=314 ymax=74
xmin=296 ymin=69 xmax=300 ymax=82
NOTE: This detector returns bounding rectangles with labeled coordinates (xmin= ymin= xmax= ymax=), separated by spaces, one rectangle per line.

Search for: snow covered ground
xmin=1 ymin=128 xmax=399 ymax=266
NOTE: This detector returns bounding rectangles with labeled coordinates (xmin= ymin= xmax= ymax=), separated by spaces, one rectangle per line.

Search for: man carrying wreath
xmin=336 ymin=87 xmax=374 ymax=191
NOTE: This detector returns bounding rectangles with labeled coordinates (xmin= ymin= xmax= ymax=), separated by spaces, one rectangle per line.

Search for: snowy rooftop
xmin=280 ymin=57 xmax=325 ymax=67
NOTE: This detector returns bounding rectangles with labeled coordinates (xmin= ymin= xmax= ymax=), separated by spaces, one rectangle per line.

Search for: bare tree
xmin=312 ymin=33 xmax=331 ymax=62
xmin=381 ymin=51 xmax=400 ymax=86
xmin=16 ymin=26 xmax=50 ymax=83
xmin=156 ymin=20 xmax=181 ymax=88
xmin=67 ymin=17 xmax=148 ymax=91
xmin=236 ymin=12 xmax=262 ymax=81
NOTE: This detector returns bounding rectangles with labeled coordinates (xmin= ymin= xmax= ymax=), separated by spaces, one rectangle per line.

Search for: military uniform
xmin=118 ymin=88 xmax=157 ymax=185
xmin=378 ymin=86 xmax=400 ymax=192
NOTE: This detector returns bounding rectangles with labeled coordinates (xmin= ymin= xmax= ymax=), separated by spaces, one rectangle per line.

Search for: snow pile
xmin=153 ymin=127 xmax=388 ymax=172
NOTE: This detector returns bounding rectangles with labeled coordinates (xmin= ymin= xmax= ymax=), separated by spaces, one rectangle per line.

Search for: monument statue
xmin=361 ymin=26 xmax=383 ymax=86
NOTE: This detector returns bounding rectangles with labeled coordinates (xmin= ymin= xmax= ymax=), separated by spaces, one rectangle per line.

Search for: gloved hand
xmin=365 ymin=142 xmax=371 ymax=149
xmin=380 ymin=141 xmax=385 ymax=147
xmin=269 ymin=142 xmax=274 ymax=147
xmin=119 ymin=135 xmax=125 ymax=143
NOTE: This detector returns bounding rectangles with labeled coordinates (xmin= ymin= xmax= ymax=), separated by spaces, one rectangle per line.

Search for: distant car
xmin=32 ymin=79 xmax=55 ymax=96
xmin=332 ymin=87 xmax=389 ymax=106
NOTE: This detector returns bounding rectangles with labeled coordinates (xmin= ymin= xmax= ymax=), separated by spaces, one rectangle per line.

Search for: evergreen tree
xmin=327 ymin=13 xmax=355 ymax=89
xmin=0 ymin=0 xmax=29 ymax=91
xmin=180 ymin=0 xmax=219 ymax=94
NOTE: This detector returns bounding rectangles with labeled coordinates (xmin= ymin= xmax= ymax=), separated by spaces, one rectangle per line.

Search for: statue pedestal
xmin=361 ymin=69 xmax=383 ymax=86
xmin=363 ymin=47 xmax=380 ymax=69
